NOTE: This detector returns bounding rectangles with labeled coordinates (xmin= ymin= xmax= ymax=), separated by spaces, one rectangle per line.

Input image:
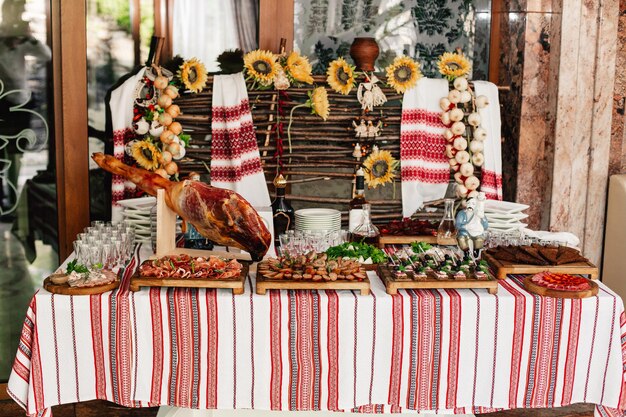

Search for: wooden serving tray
xmin=377 ymin=264 xmax=498 ymax=295
xmin=44 ymin=276 xmax=120 ymax=295
xmin=129 ymin=262 xmax=249 ymax=295
xmin=483 ymin=252 xmax=599 ymax=280
xmin=378 ymin=235 xmax=438 ymax=248
xmin=255 ymin=262 xmax=370 ymax=295
xmin=523 ymin=276 xmax=598 ymax=299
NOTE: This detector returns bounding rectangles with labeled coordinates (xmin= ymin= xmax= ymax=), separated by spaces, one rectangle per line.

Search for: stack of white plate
xmin=295 ymin=208 xmax=341 ymax=232
xmin=484 ymin=200 xmax=529 ymax=233
xmin=118 ymin=197 xmax=156 ymax=243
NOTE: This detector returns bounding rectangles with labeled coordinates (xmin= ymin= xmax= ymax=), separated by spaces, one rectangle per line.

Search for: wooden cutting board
xmin=378 ymin=235 xmax=438 ymax=248
xmin=44 ymin=276 xmax=120 ymax=295
xmin=377 ymin=264 xmax=498 ymax=295
xmin=129 ymin=262 xmax=249 ymax=295
xmin=255 ymin=261 xmax=370 ymax=295
xmin=483 ymin=252 xmax=599 ymax=280
xmin=523 ymin=276 xmax=598 ymax=299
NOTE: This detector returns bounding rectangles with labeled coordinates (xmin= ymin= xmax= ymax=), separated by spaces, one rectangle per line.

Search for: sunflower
xmin=437 ymin=52 xmax=471 ymax=81
xmin=326 ymin=57 xmax=355 ymax=95
xmin=244 ymin=49 xmax=278 ymax=86
xmin=131 ymin=141 xmax=161 ymax=170
xmin=287 ymin=87 xmax=330 ymax=153
xmin=308 ymin=86 xmax=330 ymax=120
xmin=178 ymin=58 xmax=208 ymax=93
xmin=386 ymin=56 xmax=422 ymax=94
xmin=284 ymin=51 xmax=314 ymax=85
xmin=362 ymin=147 xmax=398 ymax=188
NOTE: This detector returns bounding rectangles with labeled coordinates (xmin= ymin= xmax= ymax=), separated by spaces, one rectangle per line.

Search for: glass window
xmin=0 ymin=0 xmax=57 ymax=383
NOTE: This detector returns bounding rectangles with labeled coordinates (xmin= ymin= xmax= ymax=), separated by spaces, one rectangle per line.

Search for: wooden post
xmin=51 ymin=0 xmax=90 ymax=260
xmin=155 ymin=189 xmax=176 ymax=257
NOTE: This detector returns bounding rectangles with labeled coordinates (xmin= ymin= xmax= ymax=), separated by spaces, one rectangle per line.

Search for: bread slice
xmin=537 ymin=246 xmax=558 ymax=264
xmin=556 ymin=246 xmax=587 ymax=265
xmin=519 ymin=246 xmax=550 ymax=265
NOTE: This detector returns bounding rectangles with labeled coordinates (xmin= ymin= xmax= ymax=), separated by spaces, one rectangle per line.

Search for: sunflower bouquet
xmin=244 ymin=49 xmax=314 ymax=90
xmin=127 ymin=57 xmax=208 ymax=179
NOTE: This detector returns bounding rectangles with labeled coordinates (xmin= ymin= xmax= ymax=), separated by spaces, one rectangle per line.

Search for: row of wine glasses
xmin=277 ymin=230 xmax=350 ymax=256
xmin=72 ymin=221 xmax=136 ymax=270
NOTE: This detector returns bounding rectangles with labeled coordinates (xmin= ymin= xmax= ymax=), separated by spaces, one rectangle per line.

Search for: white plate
xmin=485 ymin=211 xmax=528 ymax=221
xmin=118 ymin=196 xmax=156 ymax=209
xmin=295 ymin=220 xmax=341 ymax=225
xmin=484 ymin=200 xmax=529 ymax=214
xmin=485 ymin=213 xmax=529 ymax=224
xmin=295 ymin=208 xmax=341 ymax=217
xmin=488 ymin=223 xmax=527 ymax=232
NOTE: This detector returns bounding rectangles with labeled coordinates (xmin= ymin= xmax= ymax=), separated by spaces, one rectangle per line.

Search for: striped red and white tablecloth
xmin=7 ymin=248 xmax=626 ymax=417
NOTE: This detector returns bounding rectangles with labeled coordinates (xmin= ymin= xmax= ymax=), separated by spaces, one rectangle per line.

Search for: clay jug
xmin=350 ymin=37 xmax=380 ymax=71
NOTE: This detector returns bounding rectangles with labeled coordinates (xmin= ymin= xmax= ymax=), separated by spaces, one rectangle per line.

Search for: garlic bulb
xmin=449 ymin=108 xmax=464 ymax=122
xmin=440 ymin=111 xmax=451 ymax=125
xmin=468 ymin=112 xmax=481 ymax=127
xmin=451 ymin=121 xmax=466 ymax=136
xmin=459 ymin=162 xmax=474 ymax=177
xmin=454 ymin=171 xmax=464 ymax=184
xmin=440 ymin=97 xmax=452 ymax=111
xmin=449 ymin=157 xmax=459 ymax=166
xmin=453 ymin=77 xmax=469 ymax=91
xmin=469 ymin=140 xmax=484 ymax=153
xmin=274 ymin=68 xmax=290 ymax=90
xmin=455 ymin=150 xmax=470 ymax=164
xmin=473 ymin=127 xmax=488 ymax=141
xmin=456 ymin=184 xmax=468 ymax=197
xmin=133 ymin=118 xmax=149 ymax=135
xmin=475 ymin=95 xmax=489 ymax=109
xmin=453 ymin=137 xmax=467 ymax=151
xmin=448 ymin=89 xmax=461 ymax=104
xmin=468 ymin=190 xmax=479 ymax=199
xmin=460 ymin=90 xmax=472 ymax=104
xmin=471 ymin=152 xmax=485 ymax=166
xmin=465 ymin=175 xmax=480 ymax=191
xmin=149 ymin=120 xmax=164 ymax=137
xmin=444 ymin=129 xmax=454 ymax=141
xmin=445 ymin=144 xmax=454 ymax=158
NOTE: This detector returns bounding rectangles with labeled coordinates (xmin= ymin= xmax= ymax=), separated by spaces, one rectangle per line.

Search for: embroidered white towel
xmin=107 ymin=67 xmax=147 ymax=221
xmin=210 ymin=73 xmax=270 ymax=207
xmin=473 ymin=81 xmax=503 ymax=200
xmin=400 ymin=78 xmax=450 ymax=217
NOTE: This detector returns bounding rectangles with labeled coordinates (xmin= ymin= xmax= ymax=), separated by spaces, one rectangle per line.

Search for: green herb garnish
xmin=410 ymin=241 xmax=432 ymax=253
xmin=326 ymin=242 xmax=387 ymax=264
xmin=66 ymin=259 xmax=89 ymax=274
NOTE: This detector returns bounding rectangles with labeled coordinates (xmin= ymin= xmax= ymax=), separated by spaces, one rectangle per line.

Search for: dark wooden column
xmin=51 ymin=0 xmax=90 ymax=260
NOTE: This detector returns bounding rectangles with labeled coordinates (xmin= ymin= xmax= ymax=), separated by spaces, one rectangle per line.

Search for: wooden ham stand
xmin=128 ymin=189 xmax=250 ymax=294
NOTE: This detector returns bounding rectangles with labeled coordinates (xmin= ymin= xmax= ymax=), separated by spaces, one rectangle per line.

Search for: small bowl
xmin=49 ymin=273 xmax=69 ymax=285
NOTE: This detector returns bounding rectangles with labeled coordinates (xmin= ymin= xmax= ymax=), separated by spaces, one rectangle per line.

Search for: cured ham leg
xmin=92 ymin=153 xmax=271 ymax=261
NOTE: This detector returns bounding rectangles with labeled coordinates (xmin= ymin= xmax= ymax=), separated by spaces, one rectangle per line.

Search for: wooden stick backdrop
xmin=176 ymin=74 xmax=416 ymax=225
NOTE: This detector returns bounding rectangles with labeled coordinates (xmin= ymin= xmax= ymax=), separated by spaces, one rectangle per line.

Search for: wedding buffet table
xmin=7 ymin=245 xmax=626 ymax=417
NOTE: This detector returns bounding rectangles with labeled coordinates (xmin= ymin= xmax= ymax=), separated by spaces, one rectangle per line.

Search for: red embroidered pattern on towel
xmin=481 ymin=170 xmax=503 ymax=200
xmin=400 ymin=109 xmax=449 ymax=185
xmin=112 ymin=128 xmax=137 ymax=203
xmin=211 ymin=159 xmax=264 ymax=183
xmin=211 ymin=100 xmax=263 ymax=183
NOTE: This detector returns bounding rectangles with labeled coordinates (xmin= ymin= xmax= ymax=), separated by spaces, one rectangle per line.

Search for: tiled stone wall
xmin=609 ymin=0 xmax=626 ymax=177
xmin=497 ymin=0 xmax=621 ymax=265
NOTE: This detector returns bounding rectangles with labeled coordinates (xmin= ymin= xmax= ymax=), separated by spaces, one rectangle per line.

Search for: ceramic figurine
xmin=455 ymin=192 xmax=489 ymax=259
